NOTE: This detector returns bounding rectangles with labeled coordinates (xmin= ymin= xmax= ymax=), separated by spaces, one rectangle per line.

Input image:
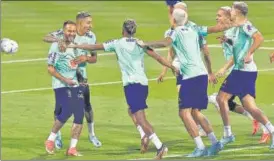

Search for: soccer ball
xmin=1 ymin=39 xmax=19 ymax=54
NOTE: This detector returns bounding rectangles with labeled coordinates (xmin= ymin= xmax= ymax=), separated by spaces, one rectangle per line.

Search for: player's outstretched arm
xmin=138 ymin=38 xmax=173 ymax=48
xmin=68 ymin=43 xmax=105 ymax=51
xmin=207 ymin=23 xmax=231 ymax=34
xmin=43 ymin=34 xmax=60 ymax=43
xmin=47 ymin=65 xmax=76 ymax=86
xmin=145 ymin=48 xmax=179 ymax=75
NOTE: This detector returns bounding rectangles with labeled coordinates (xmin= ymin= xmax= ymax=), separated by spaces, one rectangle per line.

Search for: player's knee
xmin=84 ymin=104 xmax=92 ymax=112
xmin=179 ymin=109 xmax=191 ymax=120
xmin=216 ymin=94 xmax=227 ymax=106
xmin=228 ymin=100 xmax=237 ymax=111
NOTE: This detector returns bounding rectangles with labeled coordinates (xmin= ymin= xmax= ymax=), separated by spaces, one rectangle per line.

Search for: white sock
xmin=264 ymin=122 xmax=274 ymax=134
xmin=70 ymin=138 xmax=78 ymax=148
xmin=149 ymin=133 xmax=163 ymax=149
xmin=224 ymin=126 xmax=232 ymax=137
xmin=208 ymin=132 xmax=218 ymax=145
xmin=261 ymin=124 xmax=270 ymax=134
xmin=88 ymin=122 xmax=95 ymax=137
xmin=47 ymin=132 xmax=57 ymax=141
xmin=194 ymin=136 xmax=205 ymax=149
xmin=137 ymin=125 xmax=145 ymax=139
xmin=242 ymin=110 xmax=254 ymax=120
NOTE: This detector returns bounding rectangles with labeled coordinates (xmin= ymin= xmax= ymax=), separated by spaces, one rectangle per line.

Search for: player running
xmin=216 ymin=1 xmax=274 ymax=149
xmin=45 ymin=21 xmax=85 ymax=156
xmin=137 ymin=9 xmax=232 ymax=157
xmin=43 ymin=11 xmax=101 ymax=148
xmin=67 ymin=19 xmax=179 ymax=159
xmin=208 ymin=6 xmax=270 ymax=143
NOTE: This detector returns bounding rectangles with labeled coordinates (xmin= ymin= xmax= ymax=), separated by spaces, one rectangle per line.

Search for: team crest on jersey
xmin=247 ymin=25 xmax=253 ymax=32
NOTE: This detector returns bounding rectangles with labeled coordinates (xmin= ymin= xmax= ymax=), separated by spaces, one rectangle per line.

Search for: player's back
xmin=170 ymin=26 xmax=207 ymax=79
xmin=103 ymin=37 xmax=148 ymax=86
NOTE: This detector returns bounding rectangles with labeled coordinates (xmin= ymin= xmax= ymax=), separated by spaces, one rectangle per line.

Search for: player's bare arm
xmin=158 ymin=47 xmax=175 ymax=82
xmin=270 ymin=52 xmax=274 ymax=63
xmin=145 ymin=48 xmax=179 ymax=75
xmin=43 ymin=34 xmax=60 ymax=43
xmin=202 ymin=44 xmax=217 ymax=84
xmin=244 ymin=31 xmax=264 ymax=63
xmin=138 ymin=37 xmax=173 ymax=48
xmin=69 ymin=43 xmax=104 ymax=51
xmin=47 ymin=65 xmax=76 ymax=86
xmin=216 ymin=57 xmax=234 ymax=77
xmin=207 ymin=23 xmax=232 ymax=34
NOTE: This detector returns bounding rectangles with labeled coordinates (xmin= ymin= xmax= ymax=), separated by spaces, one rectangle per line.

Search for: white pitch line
xmin=2 ymin=44 xmax=274 ymax=64
xmin=1 ymin=67 xmax=274 ymax=94
xmin=129 ymin=145 xmax=269 ymax=160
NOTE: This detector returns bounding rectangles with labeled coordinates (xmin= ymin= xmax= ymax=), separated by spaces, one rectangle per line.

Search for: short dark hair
xmin=63 ymin=20 xmax=76 ymax=28
xmin=76 ymin=11 xmax=91 ymax=20
xmin=123 ymin=19 xmax=137 ymax=35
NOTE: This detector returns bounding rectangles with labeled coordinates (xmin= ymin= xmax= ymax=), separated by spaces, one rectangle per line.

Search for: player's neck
xmin=234 ymin=16 xmax=247 ymax=26
xmin=76 ymin=27 xmax=86 ymax=36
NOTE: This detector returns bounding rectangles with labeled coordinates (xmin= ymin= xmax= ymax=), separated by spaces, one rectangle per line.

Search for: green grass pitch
xmin=1 ymin=1 xmax=274 ymax=160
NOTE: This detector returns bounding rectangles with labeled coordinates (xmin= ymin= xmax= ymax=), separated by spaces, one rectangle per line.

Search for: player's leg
xmin=82 ymin=85 xmax=101 ymax=147
xmin=240 ymin=95 xmax=274 ymax=148
xmin=53 ymin=95 xmax=63 ymax=150
xmin=178 ymin=75 xmax=208 ymax=157
xmin=127 ymin=108 xmax=148 ymax=153
xmin=45 ymin=88 xmax=72 ymax=154
xmin=66 ymin=87 xmax=85 ymax=156
xmin=259 ymin=124 xmax=271 ymax=144
xmin=125 ymin=84 xmax=167 ymax=159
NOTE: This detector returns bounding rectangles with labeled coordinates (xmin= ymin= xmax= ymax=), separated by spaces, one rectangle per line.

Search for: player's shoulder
xmin=85 ymin=30 xmax=96 ymax=39
xmin=50 ymin=29 xmax=64 ymax=36
xmin=49 ymin=42 xmax=59 ymax=52
xmin=242 ymin=21 xmax=256 ymax=30
xmin=104 ymin=38 xmax=118 ymax=44
xmin=165 ymin=27 xmax=174 ymax=37
xmin=186 ymin=20 xmax=197 ymax=27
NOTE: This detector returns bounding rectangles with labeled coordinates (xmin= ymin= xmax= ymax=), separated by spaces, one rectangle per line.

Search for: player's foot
xmin=186 ymin=148 xmax=207 ymax=158
xmin=207 ymin=141 xmax=223 ymax=156
xmin=259 ymin=133 xmax=271 ymax=144
xmin=89 ymin=135 xmax=102 ymax=148
xmin=45 ymin=140 xmax=55 ymax=154
xmin=55 ymin=132 xmax=63 ymax=150
xmin=199 ymin=128 xmax=207 ymax=137
xmin=140 ymin=136 xmax=149 ymax=154
xmin=208 ymin=93 xmax=219 ymax=110
xmin=220 ymin=135 xmax=235 ymax=145
xmin=66 ymin=147 xmax=83 ymax=156
xmin=155 ymin=144 xmax=168 ymax=160
xmin=252 ymin=120 xmax=260 ymax=135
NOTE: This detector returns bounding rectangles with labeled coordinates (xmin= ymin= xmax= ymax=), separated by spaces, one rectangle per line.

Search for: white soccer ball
xmin=1 ymin=39 xmax=19 ymax=54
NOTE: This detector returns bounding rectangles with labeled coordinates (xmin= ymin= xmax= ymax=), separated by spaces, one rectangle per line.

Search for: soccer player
xmin=44 ymin=20 xmax=85 ymax=156
xmin=216 ymin=2 xmax=274 ymax=149
xmin=67 ymin=19 xmax=178 ymax=159
xmin=208 ymin=6 xmax=270 ymax=142
xmin=137 ymin=9 xmax=230 ymax=157
xmin=159 ymin=2 xmax=215 ymax=137
xmin=43 ymin=11 xmax=101 ymax=148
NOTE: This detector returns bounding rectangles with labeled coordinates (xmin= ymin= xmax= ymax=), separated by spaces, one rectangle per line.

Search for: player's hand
xmin=64 ymin=78 xmax=77 ymax=86
xmin=216 ymin=68 xmax=226 ymax=78
xmin=216 ymin=36 xmax=226 ymax=43
xmin=58 ymin=40 xmax=67 ymax=52
xmin=244 ymin=52 xmax=252 ymax=63
xmin=269 ymin=52 xmax=274 ymax=63
xmin=171 ymin=65 xmax=180 ymax=76
xmin=208 ymin=73 xmax=218 ymax=85
xmin=157 ymin=72 xmax=166 ymax=83
xmin=74 ymin=55 xmax=88 ymax=65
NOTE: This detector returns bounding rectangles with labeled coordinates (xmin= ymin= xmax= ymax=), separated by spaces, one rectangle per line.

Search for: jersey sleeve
xmin=196 ymin=26 xmax=208 ymax=37
xmin=102 ymin=39 xmax=116 ymax=52
xmin=164 ymin=29 xmax=176 ymax=42
xmin=243 ymin=23 xmax=258 ymax=37
xmin=49 ymin=29 xmax=64 ymax=39
xmin=47 ymin=43 xmax=58 ymax=65
xmin=198 ymin=36 xmax=207 ymax=48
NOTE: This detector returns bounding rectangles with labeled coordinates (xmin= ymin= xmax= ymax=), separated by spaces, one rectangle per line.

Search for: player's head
xmin=174 ymin=2 xmax=188 ymax=12
xmin=231 ymin=1 xmax=248 ymax=20
xmin=216 ymin=6 xmax=232 ymax=24
xmin=122 ymin=19 xmax=137 ymax=36
xmin=172 ymin=9 xmax=188 ymax=27
xmin=76 ymin=11 xmax=92 ymax=33
xmin=63 ymin=20 xmax=77 ymax=42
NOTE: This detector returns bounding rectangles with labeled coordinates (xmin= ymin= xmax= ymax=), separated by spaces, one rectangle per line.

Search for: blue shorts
xmin=54 ymin=87 xmax=85 ymax=124
xmin=166 ymin=0 xmax=181 ymax=6
xmin=220 ymin=70 xmax=257 ymax=99
xmin=179 ymin=75 xmax=208 ymax=110
xmin=176 ymin=74 xmax=183 ymax=85
xmin=124 ymin=83 xmax=148 ymax=114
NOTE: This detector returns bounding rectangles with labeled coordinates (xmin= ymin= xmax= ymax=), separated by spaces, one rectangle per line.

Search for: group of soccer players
xmin=42 ymin=0 xmax=274 ymax=159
